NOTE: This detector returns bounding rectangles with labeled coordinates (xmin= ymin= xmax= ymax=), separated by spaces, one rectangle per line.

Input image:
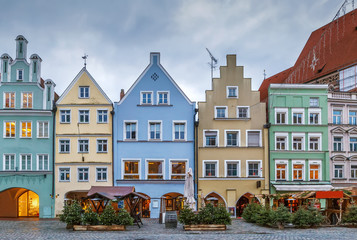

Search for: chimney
xmin=120 ymin=89 xmax=125 ymax=100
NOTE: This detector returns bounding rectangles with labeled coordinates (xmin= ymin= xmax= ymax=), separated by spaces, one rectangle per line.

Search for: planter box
xmin=184 ymin=224 xmax=226 ymax=231
xmin=73 ymin=225 xmax=126 ymax=231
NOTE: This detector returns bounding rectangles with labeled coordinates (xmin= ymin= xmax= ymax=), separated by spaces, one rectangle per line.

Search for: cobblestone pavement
xmin=0 ymin=218 xmax=356 ymax=240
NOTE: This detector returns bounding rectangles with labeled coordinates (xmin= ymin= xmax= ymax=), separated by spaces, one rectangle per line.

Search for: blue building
xmin=0 ymin=36 xmax=56 ymax=218
xmin=114 ymin=53 xmax=196 ymax=219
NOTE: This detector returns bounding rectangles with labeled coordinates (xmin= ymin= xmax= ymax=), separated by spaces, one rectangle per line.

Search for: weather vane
xmin=82 ymin=54 xmax=88 ymax=68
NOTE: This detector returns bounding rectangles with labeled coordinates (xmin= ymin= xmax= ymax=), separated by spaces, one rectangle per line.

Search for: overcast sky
xmin=0 ymin=0 xmax=343 ymax=102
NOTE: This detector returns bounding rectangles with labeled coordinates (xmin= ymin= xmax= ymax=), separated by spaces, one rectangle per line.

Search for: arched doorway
xmin=162 ymin=192 xmax=184 ymax=212
xmin=204 ymin=192 xmax=227 ymax=208
xmin=18 ymin=190 xmax=39 ymax=217
xmin=236 ymin=192 xmax=255 ymax=217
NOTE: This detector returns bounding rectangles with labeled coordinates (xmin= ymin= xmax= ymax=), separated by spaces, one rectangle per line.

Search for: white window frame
xmin=3 ymin=121 xmax=16 ymax=138
xmin=203 ymin=160 xmax=219 ymax=178
xmin=140 ymin=91 xmax=153 ymax=105
xmin=246 ymin=160 xmax=262 ymax=177
xmin=148 ymin=121 xmax=162 ymax=141
xmin=20 ymin=121 xmax=32 ymax=138
xmin=19 ymin=154 xmax=32 ymax=171
xmin=37 ymin=154 xmax=49 ymax=171
xmin=275 ymin=108 xmax=288 ymax=124
xmin=96 ymin=167 xmax=108 ymax=182
xmin=3 ymin=154 xmax=16 ymax=171
xmin=59 ymin=139 xmax=70 ymax=153
xmin=308 ymin=160 xmax=322 ymax=181
xmin=246 ymin=130 xmax=262 ymax=147
xmin=308 ymin=108 xmax=321 ymax=125
xmin=169 ymin=159 xmax=187 ymax=180
xmin=123 ymin=120 xmax=138 ymax=141
xmin=292 ymin=108 xmax=305 ymax=125
xmin=77 ymin=167 xmax=89 ymax=182
xmin=157 ymin=91 xmax=170 ymax=105
xmin=203 ymin=129 xmax=219 ymax=147
xmin=275 ymin=132 xmax=288 ymax=151
xmin=60 ymin=109 xmax=71 ymax=124
xmin=275 ymin=160 xmax=288 ymax=181
xmin=215 ymin=106 xmax=228 ymax=118
xmin=121 ymin=158 xmax=141 ymax=180
xmin=333 ymin=135 xmax=343 ymax=152
xmin=351 ymin=165 xmax=357 ymax=179
xmin=145 ymin=159 xmax=165 ymax=180
xmin=59 ymin=167 xmax=71 ymax=182
xmin=78 ymin=138 xmax=89 ymax=153
xmin=37 ymin=121 xmax=49 ymax=138
xmin=292 ymin=160 xmax=305 ymax=181
xmin=292 ymin=133 xmax=305 ymax=151
xmin=16 ymin=69 xmax=24 ymax=81
xmin=349 ymin=110 xmax=357 ymax=125
xmin=332 ymin=108 xmax=343 ymax=124
xmin=3 ymin=92 xmax=15 ymax=108
xmin=78 ymin=109 xmax=90 ymax=124
xmin=308 ymin=133 xmax=322 ymax=151
xmin=172 ymin=120 xmax=187 ymax=141
xmin=79 ymin=86 xmax=90 ymax=99
xmin=237 ymin=106 xmax=250 ymax=119
xmin=97 ymin=138 xmax=108 ymax=153
xmin=350 ymin=136 xmax=357 ymax=152
xmin=226 ymin=86 xmax=238 ymax=98
xmin=224 ymin=130 xmax=240 ymax=147
xmin=333 ymin=164 xmax=345 ymax=179
xmin=97 ymin=109 xmax=109 ymax=124
xmin=21 ymin=92 xmax=33 ymax=109
xmin=224 ymin=160 xmax=240 ymax=177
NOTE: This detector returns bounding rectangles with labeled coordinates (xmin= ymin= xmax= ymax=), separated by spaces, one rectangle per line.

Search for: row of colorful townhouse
xmin=0 ymin=36 xmax=356 ymax=219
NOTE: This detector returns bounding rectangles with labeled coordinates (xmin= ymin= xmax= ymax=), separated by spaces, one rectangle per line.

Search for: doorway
xmin=18 ymin=190 xmax=39 ymax=217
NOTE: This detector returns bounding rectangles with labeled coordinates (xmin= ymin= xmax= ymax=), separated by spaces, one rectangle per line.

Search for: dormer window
xmin=226 ymin=86 xmax=238 ymax=98
xmin=141 ymin=91 xmax=153 ymax=105
xmin=79 ymin=86 xmax=89 ymax=98
xmin=17 ymin=69 xmax=23 ymax=81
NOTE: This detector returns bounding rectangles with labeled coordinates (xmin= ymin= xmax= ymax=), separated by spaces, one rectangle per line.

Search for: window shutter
xmin=248 ymin=131 xmax=260 ymax=146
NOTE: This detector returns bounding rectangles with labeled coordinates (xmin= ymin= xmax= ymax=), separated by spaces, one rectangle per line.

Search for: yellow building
xmin=54 ymin=68 xmax=113 ymax=215
xmin=197 ymin=55 xmax=269 ymax=217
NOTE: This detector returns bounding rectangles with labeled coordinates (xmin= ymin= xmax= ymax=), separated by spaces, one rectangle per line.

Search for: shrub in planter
xmin=242 ymin=203 xmax=262 ymax=223
xmin=114 ymin=209 xmax=134 ymax=226
xmin=270 ymin=205 xmax=291 ymax=229
xmin=343 ymin=205 xmax=357 ymax=225
xmin=82 ymin=207 xmax=99 ymax=225
xmin=255 ymin=206 xmax=273 ymax=226
xmin=306 ymin=206 xmax=323 ymax=227
xmin=59 ymin=201 xmax=82 ymax=227
xmin=100 ymin=203 xmax=116 ymax=225
xmin=197 ymin=204 xmax=216 ymax=224
xmin=212 ymin=206 xmax=231 ymax=225
xmin=178 ymin=205 xmax=198 ymax=225
xmin=292 ymin=207 xmax=311 ymax=228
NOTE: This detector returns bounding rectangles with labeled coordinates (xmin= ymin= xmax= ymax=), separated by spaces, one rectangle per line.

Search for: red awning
xmin=316 ymin=191 xmax=343 ymax=199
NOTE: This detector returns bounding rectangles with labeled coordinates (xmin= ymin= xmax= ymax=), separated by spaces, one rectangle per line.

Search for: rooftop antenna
xmin=206 ymin=48 xmax=218 ymax=79
xmin=82 ymin=54 xmax=88 ymax=68
xmin=263 ymin=69 xmax=267 ymax=80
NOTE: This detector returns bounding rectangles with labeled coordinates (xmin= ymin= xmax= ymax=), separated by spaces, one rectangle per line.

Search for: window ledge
xmin=332 ymin=178 xmax=347 ymax=180
xmin=214 ymin=118 xmax=251 ymax=120
xmin=332 ymin=151 xmax=346 ymax=153
xmin=137 ymin=104 xmax=173 ymax=107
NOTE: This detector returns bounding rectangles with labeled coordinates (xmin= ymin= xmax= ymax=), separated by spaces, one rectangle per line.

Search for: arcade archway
xmin=0 ymin=188 xmax=39 ymax=218
xmin=204 ymin=192 xmax=227 ymax=208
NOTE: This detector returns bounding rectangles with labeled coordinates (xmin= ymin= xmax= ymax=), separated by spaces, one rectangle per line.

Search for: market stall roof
xmin=115 ymin=191 xmax=149 ymax=200
xmin=87 ymin=186 xmax=135 ymax=200
xmin=273 ymin=184 xmax=333 ymax=192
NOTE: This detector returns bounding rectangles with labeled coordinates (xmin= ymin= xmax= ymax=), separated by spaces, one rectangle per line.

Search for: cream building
xmin=54 ymin=68 xmax=113 ymax=215
xmin=197 ymin=55 xmax=269 ymax=217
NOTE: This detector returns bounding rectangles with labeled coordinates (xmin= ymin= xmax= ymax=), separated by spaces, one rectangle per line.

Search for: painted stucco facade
xmin=54 ymin=68 xmax=113 ymax=216
xmin=114 ymin=53 xmax=195 ymax=219
xmin=328 ymin=92 xmax=357 ymax=188
xmin=0 ymin=36 xmax=56 ymax=218
xmin=268 ymin=84 xmax=331 ymax=194
xmin=197 ymin=55 xmax=269 ymax=217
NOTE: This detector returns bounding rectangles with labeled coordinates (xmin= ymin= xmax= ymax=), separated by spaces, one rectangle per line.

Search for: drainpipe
xmin=111 ymin=106 xmax=115 ymax=187
xmin=52 ymin=104 xmax=57 ymax=217
xmin=264 ymin=123 xmax=271 ymax=194
xmin=194 ymin=108 xmax=198 ymax=204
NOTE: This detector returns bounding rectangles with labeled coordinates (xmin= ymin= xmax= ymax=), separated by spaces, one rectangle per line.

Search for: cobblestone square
xmin=1 ymin=218 xmax=357 ymax=240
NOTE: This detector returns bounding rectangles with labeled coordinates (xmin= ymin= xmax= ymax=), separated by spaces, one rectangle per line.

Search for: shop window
xmin=147 ymin=160 xmax=163 ymax=179
xmin=123 ymin=160 xmax=140 ymax=179
xmin=171 ymin=161 xmax=186 ymax=179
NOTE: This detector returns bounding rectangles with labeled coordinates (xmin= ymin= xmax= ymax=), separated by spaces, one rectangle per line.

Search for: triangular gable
xmin=330 ymin=126 xmax=346 ymax=134
xmin=347 ymin=127 xmax=357 ymax=135
xmin=57 ymin=67 xmax=112 ymax=104
xmin=118 ymin=53 xmax=193 ymax=105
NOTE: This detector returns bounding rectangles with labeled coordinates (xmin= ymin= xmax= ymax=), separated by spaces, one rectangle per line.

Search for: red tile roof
xmin=259 ymin=9 xmax=357 ymax=102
